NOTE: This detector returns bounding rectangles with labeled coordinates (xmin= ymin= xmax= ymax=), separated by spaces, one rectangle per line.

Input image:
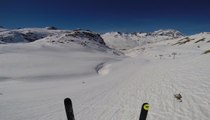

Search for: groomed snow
xmin=0 ymin=31 xmax=210 ymax=120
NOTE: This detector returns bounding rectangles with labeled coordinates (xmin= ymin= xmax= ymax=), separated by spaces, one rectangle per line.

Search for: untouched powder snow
xmin=0 ymin=29 xmax=210 ymax=120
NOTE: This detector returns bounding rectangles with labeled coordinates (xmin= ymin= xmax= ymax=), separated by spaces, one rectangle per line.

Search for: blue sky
xmin=0 ymin=0 xmax=210 ymax=35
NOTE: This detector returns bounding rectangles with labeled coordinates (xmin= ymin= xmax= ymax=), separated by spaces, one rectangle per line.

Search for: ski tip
xmin=139 ymin=103 xmax=149 ymax=120
xmin=142 ymin=103 xmax=149 ymax=111
xmin=64 ymin=98 xmax=72 ymax=104
xmin=64 ymin=98 xmax=75 ymax=120
xmin=64 ymin=98 xmax=71 ymax=101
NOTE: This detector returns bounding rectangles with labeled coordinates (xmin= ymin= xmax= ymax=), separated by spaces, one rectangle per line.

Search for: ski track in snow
xmin=0 ymin=39 xmax=210 ymax=120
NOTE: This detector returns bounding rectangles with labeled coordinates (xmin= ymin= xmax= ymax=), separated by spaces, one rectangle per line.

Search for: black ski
xmin=64 ymin=98 xmax=75 ymax=120
xmin=139 ymin=103 xmax=149 ymax=120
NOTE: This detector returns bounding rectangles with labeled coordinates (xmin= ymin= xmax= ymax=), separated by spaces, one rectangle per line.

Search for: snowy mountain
xmin=41 ymin=29 xmax=121 ymax=54
xmin=1 ymin=28 xmax=209 ymax=55
xmin=171 ymin=32 xmax=210 ymax=54
xmin=0 ymin=27 xmax=210 ymax=120
xmin=0 ymin=28 xmax=57 ymax=43
xmin=0 ymin=27 xmax=123 ymax=55
xmin=0 ymin=28 xmax=182 ymax=47
xmin=0 ymin=28 xmax=105 ymax=44
xmin=152 ymin=29 xmax=183 ymax=38
xmin=102 ymin=29 xmax=183 ymax=50
xmin=0 ymin=26 xmax=7 ymax=32
xmin=173 ymin=32 xmax=210 ymax=45
xmin=101 ymin=32 xmax=142 ymax=50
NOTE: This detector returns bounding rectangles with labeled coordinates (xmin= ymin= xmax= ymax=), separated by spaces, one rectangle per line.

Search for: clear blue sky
xmin=0 ymin=0 xmax=210 ymax=35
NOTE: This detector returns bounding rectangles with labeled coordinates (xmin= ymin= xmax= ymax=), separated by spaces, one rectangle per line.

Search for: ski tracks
xmin=67 ymin=56 xmax=210 ymax=120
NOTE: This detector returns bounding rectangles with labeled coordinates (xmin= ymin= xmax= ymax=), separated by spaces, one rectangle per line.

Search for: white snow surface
xmin=0 ymin=29 xmax=210 ymax=120
xmin=102 ymin=29 xmax=183 ymax=50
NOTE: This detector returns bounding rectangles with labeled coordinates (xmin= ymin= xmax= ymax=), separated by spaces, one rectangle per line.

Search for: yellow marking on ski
xmin=144 ymin=104 xmax=149 ymax=110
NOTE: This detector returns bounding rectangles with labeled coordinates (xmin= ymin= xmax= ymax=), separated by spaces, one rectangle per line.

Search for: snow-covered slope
xmin=0 ymin=27 xmax=8 ymax=32
xmin=0 ymin=28 xmax=104 ymax=45
xmin=152 ymin=29 xmax=183 ymax=38
xmin=0 ymin=28 xmax=59 ymax=43
xmin=0 ymin=28 xmax=123 ymax=55
xmin=0 ymin=28 xmax=210 ymax=120
xmin=102 ymin=32 xmax=142 ymax=50
xmin=172 ymin=32 xmax=210 ymax=54
xmin=102 ymin=29 xmax=183 ymax=50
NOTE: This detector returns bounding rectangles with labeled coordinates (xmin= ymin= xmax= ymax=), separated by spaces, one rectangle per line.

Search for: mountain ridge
xmin=0 ymin=27 xmax=209 ymax=53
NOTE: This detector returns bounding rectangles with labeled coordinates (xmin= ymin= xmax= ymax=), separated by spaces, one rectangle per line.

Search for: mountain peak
xmin=45 ymin=26 xmax=58 ymax=30
xmin=152 ymin=29 xmax=183 ymax=38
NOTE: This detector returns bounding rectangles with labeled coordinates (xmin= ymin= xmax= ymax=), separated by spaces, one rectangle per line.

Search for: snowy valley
xmin=0 ymin=27 xmax=210 ymax=120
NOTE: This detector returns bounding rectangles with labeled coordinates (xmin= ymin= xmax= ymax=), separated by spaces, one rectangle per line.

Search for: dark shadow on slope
xmin=0 ymin=76 xmax=12 ymax=82
xmin=16 ymin=72 xmax=94 ymax=82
